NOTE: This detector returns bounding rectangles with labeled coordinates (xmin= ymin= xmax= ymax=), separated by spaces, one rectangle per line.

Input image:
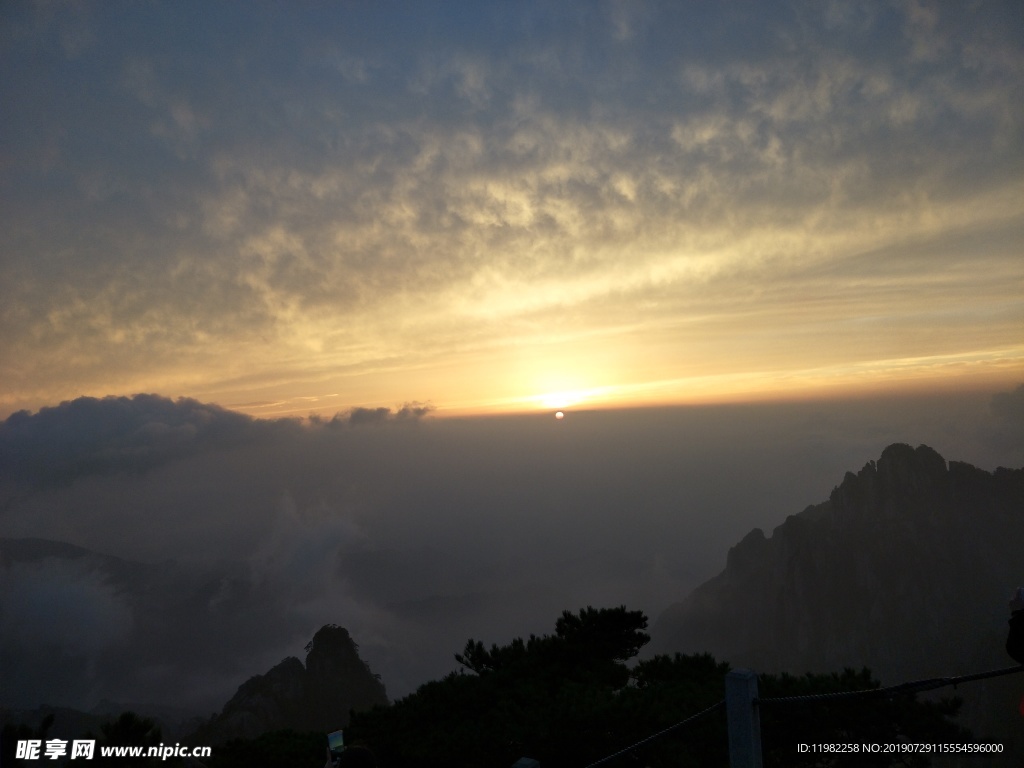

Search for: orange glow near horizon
xmin=207 ymin=344 xmax=1024 ymax=422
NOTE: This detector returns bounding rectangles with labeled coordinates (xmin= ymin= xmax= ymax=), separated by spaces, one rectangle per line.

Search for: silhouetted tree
xmin=347 ymin=606 xmax=969 ymax=768
xmin=1 ymin=713 xmax=54 ymax=767
xmin=85 ymin=711 xmax=163 ymax=767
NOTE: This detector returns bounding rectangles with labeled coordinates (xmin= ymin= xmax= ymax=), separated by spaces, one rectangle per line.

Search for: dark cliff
xmin=654 ymin=443 xmax=1024 ymax=748
xmin=194 ymin=625 xmax=388 ymax=744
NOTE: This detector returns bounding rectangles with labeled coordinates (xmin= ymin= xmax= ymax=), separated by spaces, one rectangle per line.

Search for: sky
xmin=1 ymin=0 xmax=1024 ymax=719
xmin=1 ymin=1 xmax=1022 ymax=419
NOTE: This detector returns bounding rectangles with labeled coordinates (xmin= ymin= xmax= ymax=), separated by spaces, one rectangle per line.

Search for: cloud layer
xmin=1 ymin=2 xmax=1022 ymax=416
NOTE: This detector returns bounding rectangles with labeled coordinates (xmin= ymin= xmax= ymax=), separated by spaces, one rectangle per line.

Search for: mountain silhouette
xmin=192 ymin=624 xmax=388 ymax=744
xmin=654 ymin=443 xmax=1024 ymax=752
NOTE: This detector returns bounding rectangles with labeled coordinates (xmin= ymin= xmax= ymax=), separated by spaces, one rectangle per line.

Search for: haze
xmin=2 ymin=389 xmax=1022 ymax=710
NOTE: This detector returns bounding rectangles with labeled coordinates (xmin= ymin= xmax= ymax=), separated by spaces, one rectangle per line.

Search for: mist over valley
xmin=2 ymin=387 xmax=1021 ymax=718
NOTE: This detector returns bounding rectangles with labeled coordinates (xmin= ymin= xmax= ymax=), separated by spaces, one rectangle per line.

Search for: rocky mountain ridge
xmin=654 ymin=442 xmax=1024 ymax=752
xmin=1 ymin=623 xmax=389 ymax=749
xmin=192 ymin=624 xmax=389 ymax=744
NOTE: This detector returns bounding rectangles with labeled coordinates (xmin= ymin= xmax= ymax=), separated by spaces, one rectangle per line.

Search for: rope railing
xmin=579 ymin=663 xmax=1024 ymax=768
xmin=581 ymin=699 xmax=725 ymax=768
xmin=757 ymin=663 xmax=1024 ymax=706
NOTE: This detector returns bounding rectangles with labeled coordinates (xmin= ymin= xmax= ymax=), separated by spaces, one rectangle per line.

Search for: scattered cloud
xmin=1 ymin=2 xmax=1021 ymax=415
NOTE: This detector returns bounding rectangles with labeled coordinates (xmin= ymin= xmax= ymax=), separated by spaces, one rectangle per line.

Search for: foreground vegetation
xmin=344 ymin=606 xmax=968 ymax=767
xmin=2 ymin=606 xmax=970 ymax=767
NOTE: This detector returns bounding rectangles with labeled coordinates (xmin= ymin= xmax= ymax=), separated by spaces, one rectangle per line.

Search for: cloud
xmin=395 ymin=402 xmax=434 ymax=421
xmin=1 ymin=556 xmax=133 ymax=653
xmin=325 ymin=402 xmax=435 ymax=427
xmin=0 ymin=543 xmax=136 ymax=708
xmin=1 ymin=2 xmax=1021 ymax=414
xmin=343 ymin=407 xmax=391 ymax=427
xmin=0 ymin=394 xmax=279 ymax=488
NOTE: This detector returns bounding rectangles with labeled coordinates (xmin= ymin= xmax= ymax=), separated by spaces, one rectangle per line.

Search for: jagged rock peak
xmin=304 ymin=623 xmax=383 ymax=693
xmin=304 ymin=624 xmax=388 ymax=731
xmin=305 ymin=624 xmax=357 ymax=662
xmin=876 ymin=443 xmax=946 ymax=490
xmin=193 ymin=624 xmax=388 ymax=744
xmin=828 ymin=443 xmax=946 ymax=516
xmin=653 ymin=440 xmax=1024 ymax=750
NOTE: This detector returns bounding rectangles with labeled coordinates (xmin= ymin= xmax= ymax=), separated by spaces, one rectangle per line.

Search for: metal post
xmin=726 ymin=669 xmax=762 ymax=768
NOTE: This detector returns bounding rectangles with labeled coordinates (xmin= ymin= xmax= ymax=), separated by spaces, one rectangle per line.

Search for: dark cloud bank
xmin=1 ymin=389 xmax=1022 ymax=713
